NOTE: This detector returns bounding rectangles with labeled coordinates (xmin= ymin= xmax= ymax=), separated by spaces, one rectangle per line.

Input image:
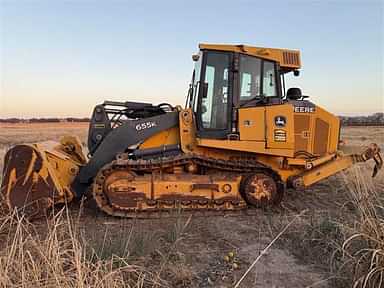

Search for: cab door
xmin=195 ymin=51 xmax=233 ymax=139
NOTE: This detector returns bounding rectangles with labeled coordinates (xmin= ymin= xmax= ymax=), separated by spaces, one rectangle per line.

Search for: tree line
xmin=0 ymin=117 xmax=90 ymax=123
xmin=339 ymin=112 xmax=383 ymax=126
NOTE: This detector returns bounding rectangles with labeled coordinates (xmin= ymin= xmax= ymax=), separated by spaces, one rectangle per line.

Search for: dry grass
xmin=339 ymin=167 xmax=384 ymax=288
xmin=0 ymin=122 xmax=88 ymax=175
xmin=0 ymin=123 xmax=88 ymax=147
xmin=276 ymin=166 xmax=384 ymax=287
xmin=0 ymin=206 xmax=193 ymax=288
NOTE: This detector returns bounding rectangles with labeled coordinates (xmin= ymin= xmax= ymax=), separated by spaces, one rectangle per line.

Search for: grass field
xmin=0 ymin=123 xmax=383 ymax=287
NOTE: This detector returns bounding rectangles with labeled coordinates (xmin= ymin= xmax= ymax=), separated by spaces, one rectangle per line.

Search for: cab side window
xmin=239 ymin=55 xmax=261 ymax=100
xmin=262 ymin=61 xmax=277 ymax=97
xmin=239 ymin=55 xmax=278 ymax=102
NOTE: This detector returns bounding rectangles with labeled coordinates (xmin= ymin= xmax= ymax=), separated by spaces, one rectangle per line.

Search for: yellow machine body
xmin=1 ymin=43 xmax=382 ymax=218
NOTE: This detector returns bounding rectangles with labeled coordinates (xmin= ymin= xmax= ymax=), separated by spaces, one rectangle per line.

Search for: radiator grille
xmin=283 ymin=51 xmax=300 ymax=66
xmin=294 ymin=115 xmax=310 ymax=152
xmin=314 ymin=118 xmax=329 ymax=155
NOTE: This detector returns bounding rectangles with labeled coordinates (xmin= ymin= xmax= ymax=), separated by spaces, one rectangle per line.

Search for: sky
xmin=0 ymin=0 xmax=383 ymax=118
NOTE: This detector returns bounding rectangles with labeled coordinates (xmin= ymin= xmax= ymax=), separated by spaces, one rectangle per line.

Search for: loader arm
xmin=1 ymin=101 xmax=180 ymax=217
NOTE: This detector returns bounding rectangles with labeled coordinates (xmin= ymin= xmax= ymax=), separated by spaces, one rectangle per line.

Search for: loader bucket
xmin=1 ymin=137 xmax=86 ymax=218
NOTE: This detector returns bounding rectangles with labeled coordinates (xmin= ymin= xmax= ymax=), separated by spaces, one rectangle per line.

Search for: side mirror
xmin=286 ymin=87 xmax=302 ymax=100
xmin=192 ymin=54 xmax=200 ymax=62
xmin=202 ymin=82 xmax=209 ymax=99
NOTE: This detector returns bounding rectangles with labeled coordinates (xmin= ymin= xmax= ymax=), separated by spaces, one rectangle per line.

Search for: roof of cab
xmin=199 ymin=43 xmax=301 ymax=71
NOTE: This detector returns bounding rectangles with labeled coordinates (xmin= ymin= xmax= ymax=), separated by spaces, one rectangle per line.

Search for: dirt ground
xmin=0 ymin=123 xmax=383 ymax=287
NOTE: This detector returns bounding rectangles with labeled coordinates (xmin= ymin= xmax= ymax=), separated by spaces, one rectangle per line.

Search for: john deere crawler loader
xmin=1 ymin=44 xmax=382 ymax=218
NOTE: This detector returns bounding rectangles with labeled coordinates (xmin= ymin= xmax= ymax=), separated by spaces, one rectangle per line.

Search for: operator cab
xmin=187 ymin=44 xmax=301 ymax=139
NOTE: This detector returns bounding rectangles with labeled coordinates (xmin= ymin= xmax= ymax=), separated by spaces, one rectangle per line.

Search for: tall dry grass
xmin=0 ymin=210 xmax=164 ymax=287
xmin=0 ymin=205 xmax=193 ymax=288
xmin=340 ymin=166 xmax=384 ymax=288
xmin=274 ymin=165 xmax=384 ymax=287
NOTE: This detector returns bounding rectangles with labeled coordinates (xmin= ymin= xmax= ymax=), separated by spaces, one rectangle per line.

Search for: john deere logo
xmin=274 ymin=116 xmax=286 ymax=127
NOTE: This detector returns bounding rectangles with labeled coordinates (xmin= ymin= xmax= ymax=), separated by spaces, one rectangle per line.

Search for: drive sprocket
xmin=240 ymin=172 xmax=284 ymax=208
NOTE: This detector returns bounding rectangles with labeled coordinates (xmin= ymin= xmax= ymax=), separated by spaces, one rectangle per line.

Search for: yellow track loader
xmin=1 ymin=43 xmax=382 ymax=218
